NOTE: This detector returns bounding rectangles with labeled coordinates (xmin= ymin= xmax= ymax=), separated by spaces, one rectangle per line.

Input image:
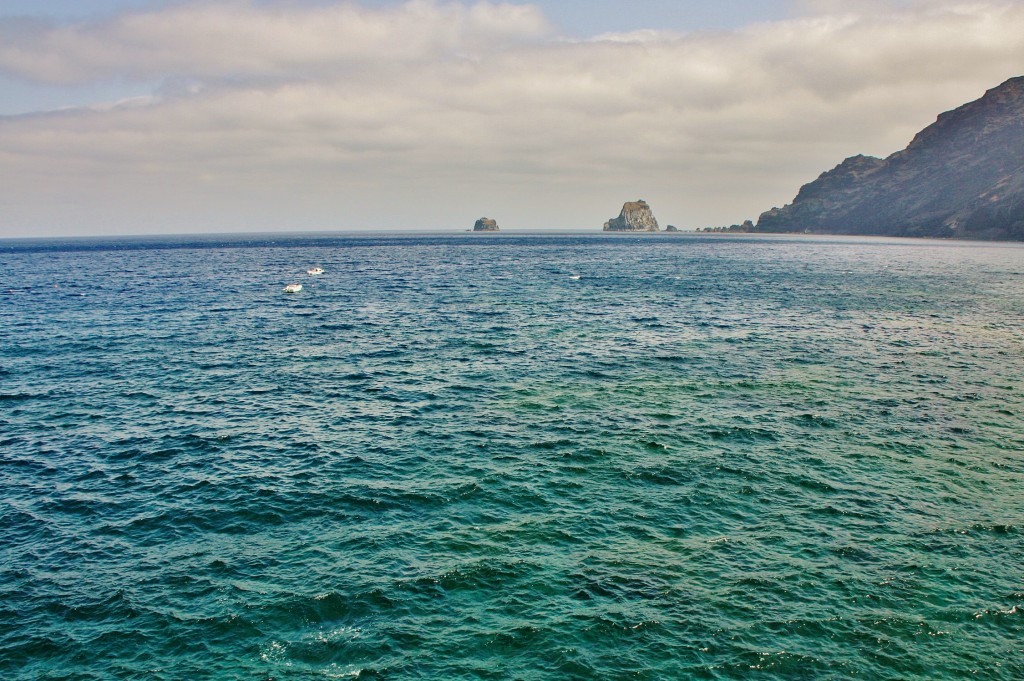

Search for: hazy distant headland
xmin=742 ymin=76 xmax=1024 ymax=241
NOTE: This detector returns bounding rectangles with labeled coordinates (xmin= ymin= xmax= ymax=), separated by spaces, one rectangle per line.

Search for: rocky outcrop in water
xmin=756 ymin=76 xmax=1024 ymax=240
xmin=603 ymin=200 xmax=660 ymax=232
xmin=473 ymin=217 xmax=499 ymax=232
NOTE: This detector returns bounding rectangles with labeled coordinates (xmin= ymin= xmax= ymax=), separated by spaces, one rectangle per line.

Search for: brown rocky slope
xmin=756 ymin=76 xmax=1024 ymax=240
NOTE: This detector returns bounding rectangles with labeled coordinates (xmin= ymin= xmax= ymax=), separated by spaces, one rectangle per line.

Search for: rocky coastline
xmin=752 ymin=76 xmax=1024 ymax=241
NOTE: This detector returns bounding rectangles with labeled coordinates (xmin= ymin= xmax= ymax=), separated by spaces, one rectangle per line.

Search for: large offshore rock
xmin=603 ymin=200 xmax=660 ymax=232
xmin=472 ymin=217 xmax=499 ymax=231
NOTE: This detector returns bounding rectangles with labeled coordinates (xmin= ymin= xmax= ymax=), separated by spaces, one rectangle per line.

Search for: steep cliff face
xmin=757 ymin=76 xmax=1024 ymax=240
xmin=604 ymin=200 xmax=660 ymax=231
xmin=473 ymin=217 xmax=499 ymax=231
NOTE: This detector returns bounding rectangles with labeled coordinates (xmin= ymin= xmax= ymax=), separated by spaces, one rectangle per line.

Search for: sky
xmin=1 ymin=0 xmax=1023 ymax=237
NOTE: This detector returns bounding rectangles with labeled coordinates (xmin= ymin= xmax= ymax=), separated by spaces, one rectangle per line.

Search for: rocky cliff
xmin=473 ymin=217 xmax=499 ymax=231
xmin=756 ymin=76 xmax=1024 ymax=240
xmin=604 ymin=200 xmax=660 ymax=231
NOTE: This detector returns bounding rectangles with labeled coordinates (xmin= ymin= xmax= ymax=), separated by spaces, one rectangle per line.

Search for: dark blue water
xmin=2 ymin=232 xmax=1023 ymax=679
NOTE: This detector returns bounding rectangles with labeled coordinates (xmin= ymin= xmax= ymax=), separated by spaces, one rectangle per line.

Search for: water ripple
xmin=2 ymin=234 xmax=1024 ymax=679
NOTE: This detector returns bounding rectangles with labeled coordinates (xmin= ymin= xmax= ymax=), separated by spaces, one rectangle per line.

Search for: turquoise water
xmin=2 ymin=232 xmax=1023 ymax=679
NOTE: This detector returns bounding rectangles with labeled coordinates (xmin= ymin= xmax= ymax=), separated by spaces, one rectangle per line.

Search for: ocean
xmin=1 ymin=232 xmax=1022 ymax=679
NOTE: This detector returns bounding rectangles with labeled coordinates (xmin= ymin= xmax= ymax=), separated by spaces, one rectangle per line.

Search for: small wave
xmin=918 ymin=523 xmax=1017 ymax=537
xmin=974 ymin=605 xmax=1022 ymax=619
xmin=653 ymin=354 xmax=692 ymax=363
xmin=529 ymin=438 xmax=578 ymax=450
xmin=426 ymin=559 xmax=538 ymax=593
xmin=0 ymin=392 xmax=46 ymax=402
xmin=792 ymin=413 xmax=838 ymax=428
xmin=782 ymin=473 xmax=837 ymax=494
xmin=705 ymin=425 xmax=781 ymax=443
xmin=626 ymin=467 xmax=685 ymax=485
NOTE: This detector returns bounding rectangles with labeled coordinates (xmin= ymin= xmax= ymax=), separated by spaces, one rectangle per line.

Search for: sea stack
xmin=603 ymin=200 xmax=659 ymax=231
xmin=473 ymin=217 xmax=499 ymax=232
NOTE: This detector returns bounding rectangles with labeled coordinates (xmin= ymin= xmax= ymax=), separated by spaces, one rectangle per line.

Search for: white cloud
xmin=0 ymin=0 xmax=554 ymax=83
xmin=1 ymin=0 xmax=1024 ymax=235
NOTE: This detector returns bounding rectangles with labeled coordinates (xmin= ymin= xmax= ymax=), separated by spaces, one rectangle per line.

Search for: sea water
xmin=1 ymin=232 xmax=1023 ymax=679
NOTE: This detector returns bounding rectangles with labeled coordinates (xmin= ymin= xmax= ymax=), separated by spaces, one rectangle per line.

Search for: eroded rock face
xmin=603 ymin=200 xmax=659 ymax=231
xmin=756 ymin=76 xmax=1024 ymax=240
xmin=473 ymin=217 xmax=499 ymax=231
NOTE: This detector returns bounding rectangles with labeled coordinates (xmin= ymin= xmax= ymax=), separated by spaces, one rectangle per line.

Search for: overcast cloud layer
xmin=2 ymin=0 xmax=1024 ymax=236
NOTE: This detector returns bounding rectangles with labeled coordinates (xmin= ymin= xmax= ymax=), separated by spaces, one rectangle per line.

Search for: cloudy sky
xmin=2 ymin=0 xmax=1023 ymax=237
